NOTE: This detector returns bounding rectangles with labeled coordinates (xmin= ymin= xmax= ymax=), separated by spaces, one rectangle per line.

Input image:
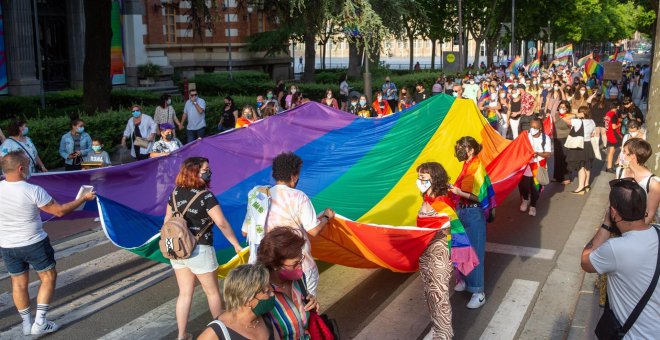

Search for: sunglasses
xmin=609 ymin=177 xmax=637 ymax=188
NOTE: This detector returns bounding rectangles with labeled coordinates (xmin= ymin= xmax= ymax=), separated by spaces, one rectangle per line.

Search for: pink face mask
xmin=278 ymin=268 xmax=304 ymax=281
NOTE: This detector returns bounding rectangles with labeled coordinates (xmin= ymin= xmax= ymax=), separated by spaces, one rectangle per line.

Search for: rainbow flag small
xmin=577 ymin=53 xmax=593 ymax=67
xmin=454 ymin=156 xmax=496 ymax=214
xmin=550 ymin=56 xmax=570 ymax=66
xmin=555 ymin=44 xmax=573 ymax=58
xmin=526 ymin=58 xmax=540 ymax=74
xmin=508 ymin=56 xmax=523 ymax=75
xmin=478 ymin=83 xmax=489 ymax=102
xmin=486 ymin=111 xmax=498 ymax=129
xmin=624 ymin=51 xmax=634 ymax=62
xmin=530 ymin=160 xmax=548 ymax=191
xmin=585 ymin=59 xmax=604 ymax=80
xmin=609 ymin=52 xmax=625 ymax=62
xmin=419 ymin=195 xmax=480 ymax=275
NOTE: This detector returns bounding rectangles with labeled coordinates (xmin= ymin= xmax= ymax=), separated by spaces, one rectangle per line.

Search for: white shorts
xmin=170 ymin=245 xmax=218 ymax=274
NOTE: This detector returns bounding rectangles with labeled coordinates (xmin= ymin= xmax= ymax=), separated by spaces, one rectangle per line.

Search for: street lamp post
xmin=511 ymin=0 xmax=515 ymax=58
xmin=224 ymin=0 xmax=233 ymax=80
xmin=458 ymin=0 xmax=463 ymax=71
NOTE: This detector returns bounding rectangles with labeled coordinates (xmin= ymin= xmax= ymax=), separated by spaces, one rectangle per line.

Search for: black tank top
xmin=208 ymin=317 xmax=275 ymax=340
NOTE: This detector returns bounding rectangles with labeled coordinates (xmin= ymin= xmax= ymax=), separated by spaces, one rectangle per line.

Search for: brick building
xmin=0 ymin=0 xmax=290 ymax=96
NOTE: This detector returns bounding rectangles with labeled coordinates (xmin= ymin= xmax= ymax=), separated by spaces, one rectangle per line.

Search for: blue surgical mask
xmin=359 ymin=99 xmax=366 ymax=106
xmin=256 ymin=102 xmax=263 ymax=108
xmin=22 ymin=127 xmax=29 ymax=136
xmin=77 ymin=127 xmax=85 ymax=133
xmin=132 ymin=111 xmax=141 ymax=118
xmin=92 ymin=145 xmax=102 ymax=152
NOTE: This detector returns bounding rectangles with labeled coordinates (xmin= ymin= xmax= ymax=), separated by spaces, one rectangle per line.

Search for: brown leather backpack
xmin=159 ymin=190 xmax=213 ymax=260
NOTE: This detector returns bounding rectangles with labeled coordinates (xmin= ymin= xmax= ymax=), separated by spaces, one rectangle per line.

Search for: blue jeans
xmin=0 ymin=237 xmax=56 ymax=276
xmin=186 ymin=127 xmax=206 ymax=144
xmin=458 ymin=207 xmax=486 ymax=293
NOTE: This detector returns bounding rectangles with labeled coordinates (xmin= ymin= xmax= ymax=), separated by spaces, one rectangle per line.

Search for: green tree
xmin=419 ymin=0 xmax=455 ymax=69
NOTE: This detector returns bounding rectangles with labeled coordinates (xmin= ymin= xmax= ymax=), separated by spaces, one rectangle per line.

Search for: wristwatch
xmin=601 ymin=223 xmax=621 ymax=236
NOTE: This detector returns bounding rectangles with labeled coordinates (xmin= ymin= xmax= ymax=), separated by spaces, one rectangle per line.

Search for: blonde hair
xmin=223 ymin=264 xmax=269 ymax=312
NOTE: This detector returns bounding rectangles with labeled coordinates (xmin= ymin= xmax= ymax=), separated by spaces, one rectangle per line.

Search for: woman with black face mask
xmin=166 ymin=157 xmax=243 ymax=340
xmin=448 ymin=136 xmax=488 ymax=310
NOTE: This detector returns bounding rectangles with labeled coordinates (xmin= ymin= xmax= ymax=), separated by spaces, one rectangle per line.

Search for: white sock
xmin=35 ymin=304 xmax=48 ymax=325
xmin=19 ymin=307 xmax=31 ymax=325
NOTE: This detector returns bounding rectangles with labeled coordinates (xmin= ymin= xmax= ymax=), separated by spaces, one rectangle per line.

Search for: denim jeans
xmin=0 ymin=237 xmax=56 ymax=275
xmin=458 ymin=207 xmax=486 ymax=293
xmin=186 ymin=127 xmax=206 ymax=144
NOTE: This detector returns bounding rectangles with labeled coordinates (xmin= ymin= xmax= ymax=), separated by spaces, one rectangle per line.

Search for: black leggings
xmin=518 ymin=175 xmax=540 ymax=207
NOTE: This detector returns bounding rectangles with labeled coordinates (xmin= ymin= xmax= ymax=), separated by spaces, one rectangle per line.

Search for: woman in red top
xmin=604 ymin=102 xmax=623 ymax=173
xmin=320 ymin=89 xmax=339 ymax=109
xmin=372 ymin=91 xmax=392 ymax=117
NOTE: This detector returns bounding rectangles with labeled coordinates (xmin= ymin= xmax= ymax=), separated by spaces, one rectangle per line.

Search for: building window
xmin=165 ymin=5 xmax=177 ymax=43
xmin=258 ymin=12 xmax=264 ymax=33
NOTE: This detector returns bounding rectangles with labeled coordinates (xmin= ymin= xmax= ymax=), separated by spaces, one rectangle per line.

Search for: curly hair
xmin=271 ymin=152 xmax=302 ymax=183
xmin=416 ymin=162 xmax=450 ymax=196
xmin=455 ymin=136 xmax=482 ymax=156
xmin=256 ymin=227 xmax=305 ymax=271
xmin=175 ymin=157 xmax=209 ymax=189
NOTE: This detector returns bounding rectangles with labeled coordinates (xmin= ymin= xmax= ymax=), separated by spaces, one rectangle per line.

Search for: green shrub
xmin=189 ymin=71 xmax=275 ymax=97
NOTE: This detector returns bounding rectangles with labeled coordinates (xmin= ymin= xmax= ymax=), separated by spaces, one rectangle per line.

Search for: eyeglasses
xmin=609 ymin=177 xmax=637 ymax=188
xmin=189 ymin=94 xmax=197 ymax=97
xmin=256 ymin=286 xmax=274 ymax=296
xmin=282 ymin=254 xmax=305 ymax=268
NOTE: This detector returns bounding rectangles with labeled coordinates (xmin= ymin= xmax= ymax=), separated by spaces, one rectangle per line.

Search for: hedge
xmin=18 ymin=94 xmax=254 ymax=170
xmin=0 ymin=89 xmax=163 ymax=121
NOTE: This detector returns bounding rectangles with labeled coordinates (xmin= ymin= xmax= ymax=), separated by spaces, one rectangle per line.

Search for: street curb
xmin=518 ymin=172 xmax=611 ymax=339
xmin=566 ymin=272 xmax=600 ymax=340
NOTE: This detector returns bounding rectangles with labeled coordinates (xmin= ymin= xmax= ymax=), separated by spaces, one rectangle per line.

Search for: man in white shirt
xmin=242 ymin=152 xmax=335 ymax=295
xmin=181 ymin=89 xmax=207 ymax=144
xmin=581 ymin=180 xmax=660 ymax=339
xmin=462 ymin=76 xmax=480 ymax=104
xmin=519 ymin=118 xmax=552 ymax=216
xmin=0 ymin=152 xmax=96 ymax=335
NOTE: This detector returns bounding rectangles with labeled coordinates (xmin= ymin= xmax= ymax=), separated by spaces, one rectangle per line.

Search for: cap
xmin=160 ymin=123 xmax=175 ymax=130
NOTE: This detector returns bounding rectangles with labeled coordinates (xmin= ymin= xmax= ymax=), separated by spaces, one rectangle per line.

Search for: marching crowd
xmin=0 ymin=59 xmax=659 ymax=340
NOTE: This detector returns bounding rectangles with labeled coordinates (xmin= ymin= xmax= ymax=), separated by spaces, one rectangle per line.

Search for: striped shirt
xmin=266 ymin=280 xmax=310 ymax=340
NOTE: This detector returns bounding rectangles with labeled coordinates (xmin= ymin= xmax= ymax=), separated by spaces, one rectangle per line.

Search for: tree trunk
xmin=83 ymin=0 xmax=112 ymax=115
xmin=464 ymin=31 xmax=469 ymax=68
xmin=321 ymin=40 xmax=327 ymax=69
xmin=302 ymin=30 xmax=316 ymax=82
xmin=486 ymin=37 xmax=496 ymax=67
xmin=431 ymin=38 xmax=437 ymax=69
xmin=408 ymin=34 xmax=415 ymax=70
xmin=473 ymin=37 xmax=482 ymax=68
xmin=348 ymin=41 xmax=361 ymax=79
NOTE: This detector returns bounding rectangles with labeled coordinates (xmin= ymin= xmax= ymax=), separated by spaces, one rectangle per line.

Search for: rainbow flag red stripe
xmin=555 ymin=44 xmax=573 ymax=58
xmin=585 ymin=59 xmax=604 ymax=80
xmin=508 ymin=56 xmax=523 ymax=75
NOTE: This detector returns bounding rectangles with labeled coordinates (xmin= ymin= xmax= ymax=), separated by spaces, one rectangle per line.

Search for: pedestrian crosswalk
xmin=0 ymin=226 xmax=559 ymax=340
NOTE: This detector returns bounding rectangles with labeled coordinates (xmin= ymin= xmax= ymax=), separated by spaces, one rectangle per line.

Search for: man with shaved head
xmin=0 ymin=151 xmax=96 ymax=335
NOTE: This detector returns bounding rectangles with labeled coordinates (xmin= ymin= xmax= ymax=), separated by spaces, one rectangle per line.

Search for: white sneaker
xmin=528 ymin=207 xmax=537 ymax=216
xmin=22 ymin=322 xmax=32 ymax=336
xmin=520 ymin=199 xmax=530 ymax=212
xmin=454 ymin=279 xmax=466 ymax=292
xmin=466 ymin=292 xmax=486 ymax=309
xmin=31 ymin=320 xmax=59 ymax=335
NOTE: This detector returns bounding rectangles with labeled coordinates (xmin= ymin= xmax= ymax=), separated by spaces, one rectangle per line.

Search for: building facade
xmin=0 ymin=0 xmax=290 ymax=96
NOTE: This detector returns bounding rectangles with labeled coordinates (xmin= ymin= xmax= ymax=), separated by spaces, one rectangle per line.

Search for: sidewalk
xmin=520 ymin=170 xmax=611 ymax=339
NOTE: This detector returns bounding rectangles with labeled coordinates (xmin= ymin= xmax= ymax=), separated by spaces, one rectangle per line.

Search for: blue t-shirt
xmin=184 ymin=98 xmax=207 ymax=130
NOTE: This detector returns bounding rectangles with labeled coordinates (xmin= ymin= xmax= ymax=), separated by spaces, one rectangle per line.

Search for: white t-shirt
xmin=590 ymin=226 xmax=660 ymax=339
xmin=265 ymin=184 xmax=320 ymax=294
xmin=184 ymin=98 xmax=207 ymax=130
xmin=571 ymin=118 xmax=595 ymax=138
xmin=0 ymin=180 xmax=53 ymax=248
xmin=462 ymin=83 xmax=480 ymax=103
xmin=524 ymin=133 xmax=552 ymax=176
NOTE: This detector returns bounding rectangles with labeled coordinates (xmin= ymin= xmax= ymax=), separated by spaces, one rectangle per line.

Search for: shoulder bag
xmin=595 ymin=225 xmax=660 ymax=339
xmin=564 ymin=119 xmax=585 ymax=149
xmin=535 ymin=134 xmax=550 ymax=186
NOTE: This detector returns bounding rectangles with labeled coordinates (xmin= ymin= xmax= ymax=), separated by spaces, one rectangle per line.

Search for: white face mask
xmin=327 ymin=94 xmax=332 ymax=99
xmin=559 ymin=108 xmax=567 ymax=113
xmin=512 ymin=93 xmax=520 ymax=98
xmin=553 ymin=86 xmax=560 ymax=91
xmin=377 ymin=96 xmax=383 ymax=101
xmin=529 ymin=128 xmax=540 ymax=136
xmin=629 ymin=131 xmax=638 ymax=137
xmin=499 ymin=93 xmax=506 ymax=98
xmin=167 ymin=98 xmax=172 ymax=105
xmin=291 ymin=88 xmax=297 ymax=94
xmin=579 ymin=90 xmax=586 ymax=95
xmin=469 ymin=80 xmax=475 ymax=84
xmin=416 ymin=179 xmax=432 ymax=194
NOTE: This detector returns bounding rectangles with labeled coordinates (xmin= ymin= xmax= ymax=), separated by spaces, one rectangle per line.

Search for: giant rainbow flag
xmin=30 ymin=97 xmax=534 ymax=275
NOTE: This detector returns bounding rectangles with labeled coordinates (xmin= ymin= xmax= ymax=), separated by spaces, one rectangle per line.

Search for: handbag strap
xmin=8 ymin=137 xmax=37 ymax=167
xmin=621 ymin=225 xmax=660 ymax=333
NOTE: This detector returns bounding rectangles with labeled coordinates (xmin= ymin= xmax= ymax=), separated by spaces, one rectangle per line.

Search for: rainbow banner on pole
xmin=555 ymin=44 xmax=573 ymax=58
xmin=110 ymin=0 xmax=126 ymax=85
xmin=585 ymin=59 xmax=604 ymax=80
xmin=577 ymin=53 xmax=593 ymax=67
xmin=508 ymin=56 xmax=523 ymax=75
xmin=526 ymin=59 xmax=540 ymax=74
xmin=550 ymin=56 xmax=570 ymax=66
xmin=32 ymin=97 xmax=534 ymax=275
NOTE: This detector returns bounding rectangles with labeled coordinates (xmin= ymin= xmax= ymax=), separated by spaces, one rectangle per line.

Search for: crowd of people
xmin=0 ymin=58 xmax=658 ymax=339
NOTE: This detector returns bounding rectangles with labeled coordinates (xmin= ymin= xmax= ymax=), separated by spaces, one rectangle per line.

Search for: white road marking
xmin=98 ymin=285 xmax=206 ymax=340
xmin=0 ymin=250 xmax=139 ymax=313
xmin=0 ymin=229 xmax=108 ymax=281
xmin=486 ymin=242 xmax=556 ymax=260
xmin=0 ymin=263 xmax=171 ymax=340
xmin=479 ymin=279 xmax=540 ymax=340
